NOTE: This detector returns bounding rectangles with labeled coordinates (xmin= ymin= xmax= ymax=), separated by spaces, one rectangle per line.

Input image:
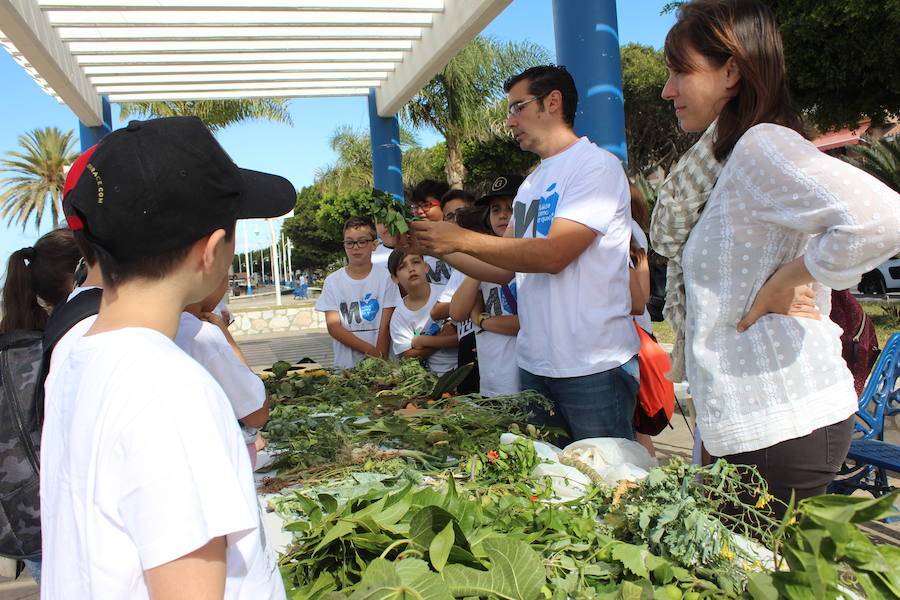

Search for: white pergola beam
xmin=57 ymin=26 xmax=424 ymax=41
xmin=39 ymin=0 xmax=444 ymax=10
xmin=75 ymin=50 xmax=404 ymax=64
xmin=0 ymin=0 xmax=103 ymax=124
xmin=97 ymin=79 xmax=382 ymax=93
xmin=108 ymin=87 xmax=371 ymax=101
xmin=375 ymin=0 xmax=510 ymax=116
xmin=90 ymin=71 xmax=389 ymax=84
xmin=67 ymin=39 xmax=413 ymax=53
xmin=47 ymin=10 xmax=435 ymax=26
xmin=83 ymin=61 xmax=396 ymax=74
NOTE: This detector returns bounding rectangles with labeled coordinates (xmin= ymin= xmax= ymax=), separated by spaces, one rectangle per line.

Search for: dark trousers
xmin=718 ymin=416 xmax=853 ymax=518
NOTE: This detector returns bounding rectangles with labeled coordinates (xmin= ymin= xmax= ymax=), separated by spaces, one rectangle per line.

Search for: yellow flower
xmin=301 ymin=369 xmax=328 ymax=377
xmin=720 ymin=544 xmax=735 ymax=561
xmin=755 ymin=492 xmax=775 ymax=509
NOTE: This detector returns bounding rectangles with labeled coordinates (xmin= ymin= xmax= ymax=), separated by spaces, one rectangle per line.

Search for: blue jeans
xmin=520 ymin=356 xmax=639 ymax=446
xmin=23 ymin=557 xmax=41 ymax=585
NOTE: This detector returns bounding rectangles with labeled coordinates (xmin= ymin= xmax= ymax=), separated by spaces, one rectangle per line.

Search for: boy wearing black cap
xmin=41 ymin=117 xmax=294 ymax=598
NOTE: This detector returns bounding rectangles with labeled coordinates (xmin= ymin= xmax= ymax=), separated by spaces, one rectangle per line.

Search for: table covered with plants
xmin=257 ymin=358 xmax=899 ymax=600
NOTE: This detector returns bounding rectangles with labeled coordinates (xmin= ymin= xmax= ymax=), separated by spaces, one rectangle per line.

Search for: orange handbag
xmin=633 ymin=322 xmax=675 ymax=435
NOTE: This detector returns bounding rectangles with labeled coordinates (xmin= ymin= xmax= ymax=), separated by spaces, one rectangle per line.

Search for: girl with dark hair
xmin=650 ymin=0 xmax=900 ymax=511
xmin=1 ymin=228 xmax=82 ymax=334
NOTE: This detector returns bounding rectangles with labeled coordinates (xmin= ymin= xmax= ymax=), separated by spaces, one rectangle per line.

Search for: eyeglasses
xmin=443 ymin=210 xmax=462 ymax=222
xmin=411 ymin=200 xmax=440 ymax=210
xmin=507 ymin=92 xmax=548 ymax=116
xmin=343 ymin=238 xmax=374 ymax=249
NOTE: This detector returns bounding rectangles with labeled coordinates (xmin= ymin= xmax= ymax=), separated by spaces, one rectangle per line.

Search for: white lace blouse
xmin=683 ymin=123 xmax=900 ymax=457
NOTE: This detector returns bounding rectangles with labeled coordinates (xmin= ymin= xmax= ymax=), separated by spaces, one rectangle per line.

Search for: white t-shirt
xmin=390 ymin=286 xmax=457 ymax=375
xmin=371 ymin=243 xmax=392 ymax=271
xmin=630 ymin=222 xmax=653 ymax=335
xmin=438 ymin=269 xmax=475 ymax=340
xmin=477 ymin=280 xmax=520 ymax=397
xmin=315 ymin=266 xmax=401 ymax=368
xmin=174 ymin=311 xmax=266 ymax=443
xmin=41 ymin=328 xmax=284 ymax=599
xmin=508 ymin=137 xmax=639 ymax=377
xmin=424 ymin=255 xmax=453 ymax=288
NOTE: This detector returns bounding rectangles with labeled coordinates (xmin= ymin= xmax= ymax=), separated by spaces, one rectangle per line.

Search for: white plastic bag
xmin=562 ymin=438 xmax=658 ymax=472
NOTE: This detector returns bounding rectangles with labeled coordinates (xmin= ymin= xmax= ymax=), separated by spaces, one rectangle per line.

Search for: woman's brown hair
xmin=0 ymin=228 xmax=82 ymax=333
xmin=664 ymin=0 xmax=806 ymax=161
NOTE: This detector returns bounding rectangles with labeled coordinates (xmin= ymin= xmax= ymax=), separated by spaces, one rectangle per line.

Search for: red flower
xmin=486 ymin=450 xmax=499 ymax=463
xmin=530 ymin=496 xmax=539 ymax=501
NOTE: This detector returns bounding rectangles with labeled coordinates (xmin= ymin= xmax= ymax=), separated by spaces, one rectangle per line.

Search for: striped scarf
xmin=649 ymin=122 xmax=723 ymax=382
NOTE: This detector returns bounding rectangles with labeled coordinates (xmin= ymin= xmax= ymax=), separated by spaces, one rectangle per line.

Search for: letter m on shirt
xmin=513 ymin=199 xmax=539 ymax=238
xmin=340 ymin=301 xmax=362 ymax=325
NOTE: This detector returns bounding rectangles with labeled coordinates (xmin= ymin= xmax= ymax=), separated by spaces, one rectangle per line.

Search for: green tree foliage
xmin=621 ymin=43 xmax=698 ymax=175
xmin=844 ymin=135 xmax=900 ymax=192
xmin=282 ymin=186 xmax=344 ymax=270
xmin=315 ymin=188 xmax=382 ymax=241
xmin=315 ymin=126 xmax=443 ymax=195
xmin=460 ymin=136 xmax=538 ymax=193
xmin=402 ymin=36 xmax=550 ymax=188
xmin=0 ymin=127 xmax=79 ymax=231
xmin=117 ymin=98 xmax=293 ymax=131
xmin=763 ymin=0 xmax=900 ymax=130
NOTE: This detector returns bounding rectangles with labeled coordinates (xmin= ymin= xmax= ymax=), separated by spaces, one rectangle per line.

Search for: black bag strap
xmin=42 ymin=288 xmax=102 ymax=352
xmin=35 ymin=288 xmax=102 ymax=426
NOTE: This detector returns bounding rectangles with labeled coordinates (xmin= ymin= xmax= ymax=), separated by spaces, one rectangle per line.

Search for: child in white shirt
xmin=388 ymin=250 xmax=458 ymax=375
xmin=41 ymin=116 xmax=292 ymax=598
xmin=176 ymin=274 xmax=269 ymax=468
xmin=315 ymin=216 xmax=400 ymax=368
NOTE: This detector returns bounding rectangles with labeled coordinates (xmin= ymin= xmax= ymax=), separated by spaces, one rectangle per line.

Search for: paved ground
xmin=3 ymin=328 xmax=895 ymax=596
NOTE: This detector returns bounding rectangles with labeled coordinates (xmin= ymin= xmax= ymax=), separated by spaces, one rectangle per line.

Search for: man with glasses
xmin=409 ymin=65 xmax=640 ymax=445
xmin=316 ymin=216 xmax=400 ymax=368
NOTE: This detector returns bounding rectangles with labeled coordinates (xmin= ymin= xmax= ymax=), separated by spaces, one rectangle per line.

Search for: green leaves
xmin=444 ymin=538 xmax=545 ymax=600
xmin=370 ymin=187 xmax=412 ymax=237
xmin=350 ymin=558 xmax=453 ymax=600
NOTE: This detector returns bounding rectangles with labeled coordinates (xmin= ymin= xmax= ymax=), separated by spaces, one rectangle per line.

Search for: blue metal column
xmin=367 ymin=89 xmax=403 ymax=202
xmin=553 ymin=0 xmax=627 ymax=165
xmin=78 ymin=96 xmax=112 ymax=151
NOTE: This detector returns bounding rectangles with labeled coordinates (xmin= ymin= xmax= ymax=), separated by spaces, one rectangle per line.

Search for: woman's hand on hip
xmin=738 ymin=258 xmax=821 ymax=332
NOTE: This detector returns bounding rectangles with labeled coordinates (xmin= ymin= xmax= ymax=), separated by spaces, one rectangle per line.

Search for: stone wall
xmin=231 ymin=305 xmax=326 ymax=336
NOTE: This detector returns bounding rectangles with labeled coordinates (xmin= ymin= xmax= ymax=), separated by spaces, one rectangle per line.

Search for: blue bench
xmin=829 ymin=332 xmax=900 ymax=501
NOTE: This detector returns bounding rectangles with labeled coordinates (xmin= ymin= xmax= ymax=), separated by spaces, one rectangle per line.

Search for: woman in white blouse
xmin=650 ymin=0 xmax=900 ymax=512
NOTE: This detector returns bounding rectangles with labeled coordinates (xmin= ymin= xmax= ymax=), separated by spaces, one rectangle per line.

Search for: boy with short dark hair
xmin=316 ymin=216 xmax=400 ymax=368
xmin=41 ymin=116 xmax=295 ymax=598
xmin=387 ymin=250 xmax=457 ymax=375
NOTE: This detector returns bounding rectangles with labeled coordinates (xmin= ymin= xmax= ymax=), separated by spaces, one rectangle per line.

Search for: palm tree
xmin=844 ymin=135 xmax=900 ymax=193
xmin=0 ymin=127 xmax=79 ymax=231
xmin=314 ymin=125 xmax=441 ymax=194
xmin=402 ymin=36 xmax=550 ymax=188
xmin=118 ymin=98 xmax=293 ymax=131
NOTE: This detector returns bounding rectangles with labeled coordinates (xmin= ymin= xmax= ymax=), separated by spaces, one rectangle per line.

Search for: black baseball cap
xmin=476 ymin=174 xmax=525 ymax=205
xmin=63 ymin=116 xmax=296 ymax=260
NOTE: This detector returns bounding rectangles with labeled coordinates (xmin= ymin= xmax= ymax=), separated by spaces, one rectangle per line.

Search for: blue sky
xmin=0 ymin=0 xmax=675 ymax=271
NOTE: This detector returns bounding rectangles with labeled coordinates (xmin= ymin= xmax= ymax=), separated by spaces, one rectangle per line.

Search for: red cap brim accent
xmin=66 ymin=215 xmax=84 ymax=230
xmin=64 ymin=144 xmax=98 ymax=198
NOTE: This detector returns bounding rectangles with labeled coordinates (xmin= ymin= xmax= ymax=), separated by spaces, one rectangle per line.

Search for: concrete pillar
xmin=553 ymin=0 xmax=627 ymax=166
xmin=78 ymin=96 xmax=112 ymax=151
xmin=367 ymin=89 xmax=404 ymax=202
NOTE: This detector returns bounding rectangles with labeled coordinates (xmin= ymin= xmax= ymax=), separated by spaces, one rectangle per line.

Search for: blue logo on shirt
xmin=536 ymin=183 xmax=559 ymax=236
xmin=514 ymin=183 xmax=558 ymax=238
xmin=360 ymin=294 xmax=380 ymax=321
